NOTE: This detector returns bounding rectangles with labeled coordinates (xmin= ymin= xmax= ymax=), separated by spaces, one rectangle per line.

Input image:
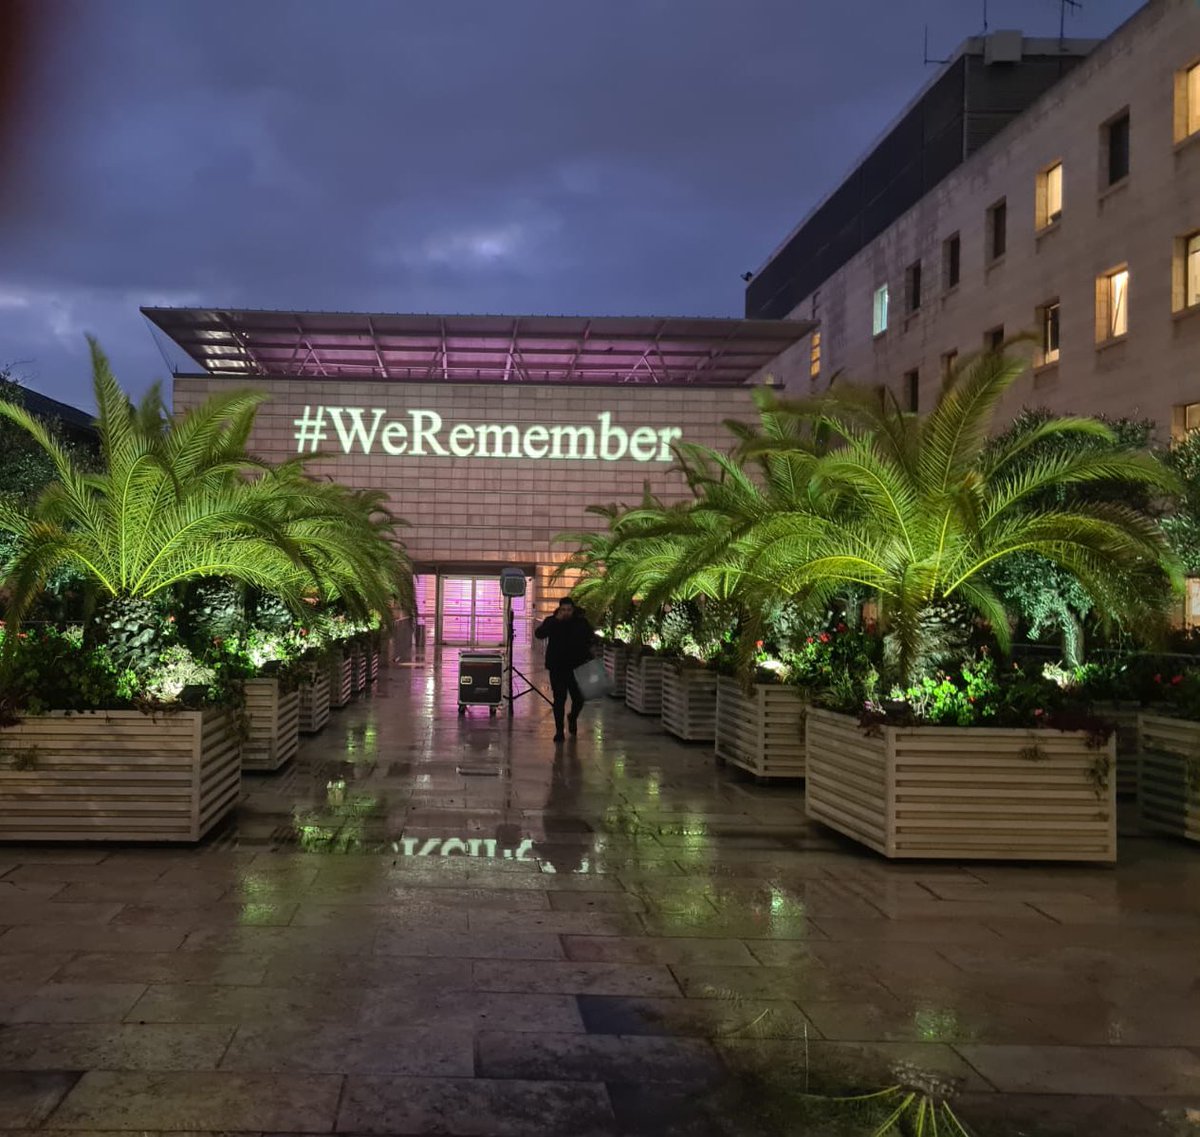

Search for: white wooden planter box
xmin=805 ymin=708 xmax=1117 ymax=862
xmin=714 ymin=677 xmax=806 ymax=778
xmin=243 ymin=678 xmax=301 ymax=772
xmin=351 ymin=645 xmax=368 ymax=695
xmin=661 ymin=664 xmax=717 ymax=741
xmin=328 ymin=650 xmax=353 ymax=709
xmin=625 ymin=655 xmax=666 ymax=716
xmin=367 ymin=646 xmax=380 ymax=686
xmin=1137 ymin=713 xmax=1200 ymax=844
xmin=298 ymin=670 xmax=331 ymax=735
xmin=603 ymin=643 xmax=630 ymax=698
xmin=0 ymin=707 xmax=241 ymax=843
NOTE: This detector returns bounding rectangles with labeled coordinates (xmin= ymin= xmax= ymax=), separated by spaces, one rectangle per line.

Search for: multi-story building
xmin=747 ymin=0 xmax=1200 ymax=437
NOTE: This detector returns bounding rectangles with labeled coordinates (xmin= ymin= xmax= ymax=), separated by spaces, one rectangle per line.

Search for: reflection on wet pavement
xmin=0 ymin=652 xmax=1199 ymax=1135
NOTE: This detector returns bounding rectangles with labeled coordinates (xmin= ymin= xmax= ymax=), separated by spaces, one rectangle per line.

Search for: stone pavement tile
xmin=374 ymin=929 xmax=565 ymax=960
xmin=127 ymin=983 xmax=367 ymax=1025
xmin=0 ymin=899 xmax=123 ymax=925
xmin=381 ymin=885 xmax=553 ymax=911
xmin=669 ymin=963 xmax=893 ymax=1004
xmin=47 ymin=1070 xmax=342 ymax=1132
xmin=864 ymin=899 xmax=1056 ymax=923
xmin=0 ymin=1071 xmax=81 ymax=1127
xmin=337 ymin=1074 xmax=617 ymax=1137
xmin=576 ymin=994 xmax=817 ymax=1040
xmin=717 ymin=1038 xmax=996 ymax=1093
xmin=291 ymin=902 xmax=469 ymax=930
xmin=1028 ymin=902 xmax=1200 ymax=929
xmin=220 ymin=1022 xmax=474 ymax=1076
xmin=603 ymin=1081 xmax=728 ymax=1137
xmin=0 ymin=924 xmax=187 ymax=954
xmin=0 ymin=952 xmax=72 ymax=984
xmin=53 ymin=879 xmax=230 ymax=905
xmin=638 ymin=911 xmax=827 ymax=940
xmin=810 ymin=917 xmax=1006 ymax=944
xmin=477 ymin=1031 xmax=722 ymax=1086
xmin=953 ymin=1093 xmax=1163 ymax=1137
xmin=467 ymin=910 xmax=644 ymax=935
xmin=5 ymin=982 xmax=146 ymax=1024
xmin=547 ymin=890 xmax=649 ymax=912
xmin=55 ymin=950 xmax=269 ymax=986
xmin=113 ymin=902 xmax=300 ymax=928
xmin=476 ymin=871 xmax=628 ymax=892
xmin=261 ymin=952 xmax=471 ymax=989
xmin=955 ymin=1044 xmax=1200 ymax=1095
xmin=181 ymin=924 xmax=375 ymax=955
xmin=472 ymin=960 xmax=681 ymax=997
xmin=0 ymin=877 xmax=68 ymax=899
xmin=0 ymin=1022 xmax=234 ymax=1070
xmin=745 ymin=938 xmax=963 ymax=984
xmin=360 ymin=989 xmax=586 ymax=1033
xmin=563 ymin=935 xmax=759 ymax=966
xmin=1 ymin=857 xmax=158 ymax=881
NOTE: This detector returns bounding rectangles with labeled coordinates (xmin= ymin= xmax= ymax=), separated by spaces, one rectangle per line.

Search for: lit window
xmin=1187 ymin=403 xmax=1200 ymax=434
xmin=1040 ymin=301 xmax=1060 ymax=364
xmin=1192 ymin=64 xmax=1200 ymax=136
xmin=1105 ymin=113 xmax=1130 ymax=186
xmin=1096 ymin=267 xmax=1129 ymax=341
xmin=873 ymin=284 xmax=889 ymax=336
xmin=941 ymin=349 xmax=958 ymax=380
xmin=1038 ymin=162 xmax=1063 ymax=228
xmin=904 ymin=369 xmax=919 ymax=412
xmin=1189 ymin=235 xmax=1200 ymax=309
xmin=905 ymin=261 xmax=922 ymax=314
xmin=943 ymin=233 xmax=960 ymax=290
xmin=809 ymin=331 xmax=821 ymax=380
xmin=987 ymin=200 xmax=1007 ymax=261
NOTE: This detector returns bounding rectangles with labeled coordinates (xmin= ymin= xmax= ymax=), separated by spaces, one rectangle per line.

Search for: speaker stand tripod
xmin=503 ymin=597 xmax=551 ymax=718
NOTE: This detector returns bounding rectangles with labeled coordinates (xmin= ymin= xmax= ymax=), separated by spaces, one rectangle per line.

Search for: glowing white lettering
xmin=381 ymin=421 xmax=408 ymax=455
xmin=448 ymin=423 xmax=475 ymax=457
xmin=410 ymin=410 xmax=446 ymax=456
xmin=476 ymin=423 xmax=520 ymax=458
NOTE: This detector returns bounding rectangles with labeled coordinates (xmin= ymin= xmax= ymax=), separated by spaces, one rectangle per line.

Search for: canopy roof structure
xmin=143 ymin=308 xmax=812 ymax=386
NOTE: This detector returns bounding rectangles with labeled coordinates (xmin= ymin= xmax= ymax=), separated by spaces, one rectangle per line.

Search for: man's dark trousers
xmin=550 ymin=666 xmax=584 ymax=733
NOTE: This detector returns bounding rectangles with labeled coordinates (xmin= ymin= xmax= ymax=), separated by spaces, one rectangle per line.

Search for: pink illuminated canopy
xmin=142 ymin=307 xmax=813 ymax=387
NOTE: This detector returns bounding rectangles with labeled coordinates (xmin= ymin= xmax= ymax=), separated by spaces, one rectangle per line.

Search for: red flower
xmin=818 ymin=633 xmax=831 ymax=644
xmin=1172 ymin=674 xmax=1183 ymax=685
xmin=967 ymin=695 xmax=976 ymax=703
xmin=755 ymin=640 xmax=764 ymax=650
xmin=1033 ymin=708 xmax=1044 ymax=717
xmin=1154 ymin=674 xmax=1163 ymax=684
xmin=166 ymin=614 xmax=175 ymax=624
xmin=805 ymin=637 xmax=814 ymax=645
xmin=836 ymin=623 xmax=847 ymax=633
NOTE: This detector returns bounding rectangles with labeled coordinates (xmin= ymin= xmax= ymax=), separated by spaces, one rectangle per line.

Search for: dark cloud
xmin=0 ymin=0 xmax=1143 ymax=408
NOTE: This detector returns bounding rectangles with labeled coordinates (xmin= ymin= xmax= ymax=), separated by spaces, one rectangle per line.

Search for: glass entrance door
xmin=439 ymin=576 xmax=518 ymax=647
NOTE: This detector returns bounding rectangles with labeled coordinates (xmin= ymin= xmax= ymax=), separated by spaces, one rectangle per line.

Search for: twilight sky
xmin=0 ymin=0 xmax=1143 ymax=409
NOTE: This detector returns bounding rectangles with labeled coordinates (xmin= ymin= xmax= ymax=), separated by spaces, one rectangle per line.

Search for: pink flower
xmin=755 ymin=640 xmax=764 ymax=650
xmin=1033 ymin=708 xmax=1044 ymax=717
xmin=805 ymin=637 xmax=814 ymax=645
xmin=1172 ymin=674 xmax=1183 ymax=685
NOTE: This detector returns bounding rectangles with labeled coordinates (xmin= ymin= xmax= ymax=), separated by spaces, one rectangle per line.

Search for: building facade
xmin=748 ymin=0 xmax=1200 ymax=436
xmin=155 ymin=309 xmax=808 ymax=647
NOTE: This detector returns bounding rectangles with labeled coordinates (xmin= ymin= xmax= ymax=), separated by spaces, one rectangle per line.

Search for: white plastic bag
xmin=573 ymin=657 xmax=611 ymax=699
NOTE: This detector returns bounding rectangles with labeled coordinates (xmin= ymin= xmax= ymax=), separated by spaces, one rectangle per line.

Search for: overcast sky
xmin=0 ymin=0 xmax=1143 ymax=409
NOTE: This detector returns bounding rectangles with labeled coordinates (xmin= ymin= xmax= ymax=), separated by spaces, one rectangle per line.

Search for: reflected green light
xmin=913 ymin=1007 xmax=960 ymax=1040
xmin=240 ymin=902 xmax=280 ymax=925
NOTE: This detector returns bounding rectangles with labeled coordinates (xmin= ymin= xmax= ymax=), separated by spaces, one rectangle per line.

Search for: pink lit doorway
xmin=413 ymin=572 xmax=531 ymax=649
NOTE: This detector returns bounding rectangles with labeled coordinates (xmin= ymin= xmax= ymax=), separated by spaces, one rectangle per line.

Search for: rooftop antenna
xmin=1059 ymin=0 xmax=1082 ymax=44
xmin=923 ymin=24 xmax=950 ymax=65
xmin=982 ymin=0 xmax=988 ymax=33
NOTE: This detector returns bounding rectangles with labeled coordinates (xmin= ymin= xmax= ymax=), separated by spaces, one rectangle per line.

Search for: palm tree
xmin=0 ymin=339 xmax=410 ymax=644
xmin=616 ymin=355 xmax=1182 ymax=684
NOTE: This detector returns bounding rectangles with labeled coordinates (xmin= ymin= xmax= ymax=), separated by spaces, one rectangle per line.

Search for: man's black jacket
xmin=534 ymin=612 xmax=596 ymax=671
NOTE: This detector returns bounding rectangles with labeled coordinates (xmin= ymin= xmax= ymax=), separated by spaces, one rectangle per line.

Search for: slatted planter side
xmin=603 ymin=643 xmax=630 ymax=698
xmin=660 ymin=664 xmax=718 ymax=742
xmin=367 ymin=647 xmax=380 ymax=686
xmin=351 ymin=645 xmax=367 ymax=695
xmin=805 ymin=708 xmax=1117 ymax=862
xmin=714 ymin=677 xmax=806 ymax=778
xmin=0 ymin=707 xmax=241 ymax=843
xmin=328 ymin=650 xmax=353 ymax=709
xmin=1137 ymin=713 xmax=1200 ymax=844
xmin=625 ymin=655 xmax=666 ymax=716
xmin=243 ymin=678 xmax=301 ymax=772
xmin=298 ymin=671 xmax=331 ymax=735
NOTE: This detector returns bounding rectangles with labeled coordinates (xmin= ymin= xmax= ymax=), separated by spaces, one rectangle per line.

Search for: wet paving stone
xmin=0 ymin=658 xmax=1198 ymax=1134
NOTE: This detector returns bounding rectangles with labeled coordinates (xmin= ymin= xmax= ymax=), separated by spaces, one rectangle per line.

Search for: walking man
xmin=534 ymin=597 xmax=596 ymax=741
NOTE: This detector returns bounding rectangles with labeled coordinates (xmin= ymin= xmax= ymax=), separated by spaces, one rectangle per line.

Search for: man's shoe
xmin=553 ymin=730 xmax=565 ymax=742
xmin=567 ymin=714 xmax=578 ymax=735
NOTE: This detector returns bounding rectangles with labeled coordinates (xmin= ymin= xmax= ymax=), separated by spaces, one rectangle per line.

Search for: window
xmin=904 ymin=369 xmax=919 ymax=413
xmin=987 ymin=199 xmax=1007 ymax=261
xmin=1176 ymin=233 xmax=1200 ymax=312
xmin=1177 ymin=62 xmax=1200 ymax=142
xmin=1105 ymin=113 xmax=1130 ymax=186
xmin=905 ymin=261 xmax=922 ymax=314
xmin=943 ymin=233 xmax=961 ymax=290
xmin=809 ymin=331 xmax=822 ymax=380
xmin=984 ymin=325 xmax=1005 ymax=353
xmin=941 ymin=349 xmax=959 ymax=380
xmin=1187 ymin=403 xmax=1200 ymax=434
xmin=872 ymin=284 xmax=889 ymax=336
xmin=1096 ymin=267 xmax=1129 ymax=341
xmin=1039 ymin=301 xmax=1060 ymax=365
xmin=1038 ymin=162 xmax=1063 ymax=228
